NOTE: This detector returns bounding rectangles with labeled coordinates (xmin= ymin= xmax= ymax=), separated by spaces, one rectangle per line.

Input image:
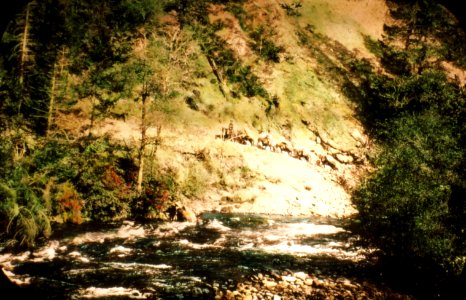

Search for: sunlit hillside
xmin=1 ymin=2 xmax=465 ymax=297
xmin=50 ymin=0 xmax=393 ymax=219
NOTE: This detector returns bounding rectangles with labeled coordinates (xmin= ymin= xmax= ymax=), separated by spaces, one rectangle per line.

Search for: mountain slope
xmin=1 ymin=0 xmax=465 ymax=241
xmin=51 ymin=0 xmax=464 ymax=218
xmin=77 ymin=0 xmax=392 ymax=218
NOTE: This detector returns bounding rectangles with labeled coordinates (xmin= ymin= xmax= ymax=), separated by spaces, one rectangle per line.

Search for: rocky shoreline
xmin=214 ymin=269 xmax=414 ymax=300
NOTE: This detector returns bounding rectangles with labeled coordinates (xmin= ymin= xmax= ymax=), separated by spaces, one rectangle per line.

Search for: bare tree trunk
xmin=17 ymin=2 xmax=34 ymax=113
xmin=19 ymin=2 xmax=32 ymax=87
xmin=137 ymin=155 xmax=145 ymax=194
xmin=148 ymin=125 xmax=162 ymax=178
xmin=46 ymin=62 xmax=58 ymax=138
xmin=47 ymin=47 xmax=69 ymax=138
xmin=206 ymin=55 xmax=231 ymax=100
xmin=137 ymin=92 xmax=148 ymax=193
xmin=58 ymin=47 xmax=70 ymax=102
xmin=199 ymin=40 xmax=230 ymax=101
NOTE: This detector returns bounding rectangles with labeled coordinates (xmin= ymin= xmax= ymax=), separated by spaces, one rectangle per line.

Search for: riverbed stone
xmin=281 ymin=275 xmax=296 ymax=282
xmin=263 ymin=280 xmax=277 ymax=288
xmin=294 ymin=272 xmax=307 ymax=281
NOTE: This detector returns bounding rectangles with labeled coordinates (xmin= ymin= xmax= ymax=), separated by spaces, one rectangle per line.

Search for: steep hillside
xmin=1 ymin=1 xmax=466 ymax=298
xmin=82 ymin=0 xmax=391 ymax=218
xmin=1 ymin=0 xmax=465 ymax=246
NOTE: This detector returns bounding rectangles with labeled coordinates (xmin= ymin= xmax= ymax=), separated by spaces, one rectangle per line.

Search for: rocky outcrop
xmin=216 ymin=122 xmax=372 ymax=193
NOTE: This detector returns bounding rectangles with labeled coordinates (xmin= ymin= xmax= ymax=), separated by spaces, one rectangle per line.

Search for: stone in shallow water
xmin=68 ymin=251 xmax=90 ymax=263
xmin=109 ymin=245 xmax=132 ymax=257
xmin=78 ymin=287 xmax=150 ymax=299
xmin=294 ymin=271 xmax=307 ymax=281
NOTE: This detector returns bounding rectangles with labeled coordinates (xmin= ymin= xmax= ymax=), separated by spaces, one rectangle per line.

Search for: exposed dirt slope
xmin=67 ymin=0 xmax=466 ymax=219
xmin=82 ymin=0 xmax=396 ymax=219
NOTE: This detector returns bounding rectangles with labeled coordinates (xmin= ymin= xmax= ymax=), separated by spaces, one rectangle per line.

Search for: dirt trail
xmin=94 ymin=118 xmax=359 ymax=221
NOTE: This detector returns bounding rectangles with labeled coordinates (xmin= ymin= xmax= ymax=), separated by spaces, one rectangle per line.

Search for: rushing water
xmin=1 ymin=213 xmax=382 ymax=299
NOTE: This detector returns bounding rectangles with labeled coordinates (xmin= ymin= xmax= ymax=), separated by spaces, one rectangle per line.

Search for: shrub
xmin=379 ymin=43 xmax=411 ymax=76
xmin=352 ymin=51 xmax=466 ymax=296
xmin=280 ymin=1 xmax=302 ymax=16
xmin=181 ymin=165 xmax=209 ymax=198
xmin=358 ymin=70 xmax=463 ymax=132
xmin=352 ymin=109 xmax=465 ymax=277
xmin=135 ymin=172 xmax=178 ymax=220
xmin=54 ymin=182 xmax=83 ymax=224
xmin=75 ymin=138 xmax=134 ymax=221
xmin=249 ymin=26 xmax=284 ymax=63
xmin=0 ymin=172 xmax=51 ymax=248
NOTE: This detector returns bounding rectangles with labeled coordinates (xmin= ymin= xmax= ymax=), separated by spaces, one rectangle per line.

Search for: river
xmin=0 ymin=213 xmax=415 ymax=299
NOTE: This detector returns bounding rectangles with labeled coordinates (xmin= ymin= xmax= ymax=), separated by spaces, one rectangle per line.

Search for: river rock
xmin=281 ymin=275 xmax=297 ymax=282
xmin=305 ymin=278 xmax=314 ymax=286
xmin=294 ymin=272 xmax=307 ymax=281
xmin=109 ymin=245 xmax=132 ymax=257
xmin=263 ymin=280 xmax=277 ymax=288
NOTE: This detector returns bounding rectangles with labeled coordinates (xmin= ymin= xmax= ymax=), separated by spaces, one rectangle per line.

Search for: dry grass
xmin=296 ymin=0 xmax=388 ymax=57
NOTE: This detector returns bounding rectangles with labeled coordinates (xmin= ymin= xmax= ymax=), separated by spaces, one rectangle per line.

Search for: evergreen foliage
xmin=165 ymin=0 xmax=270 ymax=100
xmin=385 ymin=0 xmax=466 ymax=68
xmin=350 ymin=1 xmax=466 ymax=293
xmin=249 ymin=26 xmax=284 ymax=63
xmin=0 ymin=0 xmax=167 ymax=248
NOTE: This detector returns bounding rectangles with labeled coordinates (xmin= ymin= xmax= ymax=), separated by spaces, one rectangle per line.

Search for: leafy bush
xmin=181 ymin=165 xmax=209 ymax=198
xmin=73 ymin=138 xmax=134 ymax=222
xmin=135 ymin=172 xmax=179 ymax=220
xmin=280 ymin=1 xmax=302 ymax=16
xmin=29 ymin=137 xmax=134 ymax=223
xmin=379 ymin=43 xmax=411 ymax=76
xmin=0 ymin=161 xmax=51 ymax=248
xmin=54 ymin=182 xmax=83 ymax=224
xmin=194 ymin=25 xmax=269 ymax=99
xmin=0 ymin=135 xmax=143 ymax=247
xmin=353 ymin=110 xmax=463 ymax=260
xmin=228 ymin=66 xmax=268 ymax=98
xmin=352 ymin=64 xmax=466 ymax=295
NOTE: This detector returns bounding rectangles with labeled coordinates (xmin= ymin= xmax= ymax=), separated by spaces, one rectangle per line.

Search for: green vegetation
xmin=0 ymin=0 xmax=268 ymax=248
xmin=387 ymin=0 xmax=466 ymax=69
xmin=0 ymin=0 xmax=179 ymax=247
xmin=192 ymin=21 xmax=270 ymax=101
xmin=348 ymin=1 xmax=466 ymax=295
xmin=0 ymin=3 xmax=465 ymax=299
xmin=280 ymin=1 xmax=303 ymax=17
xmin=249 ymin=26 xmax=284 ymax=63
xmin=351 ymin=76 xmax=465 ymax=294
xmin=0 ymin=134 xmax=138 ymax=247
